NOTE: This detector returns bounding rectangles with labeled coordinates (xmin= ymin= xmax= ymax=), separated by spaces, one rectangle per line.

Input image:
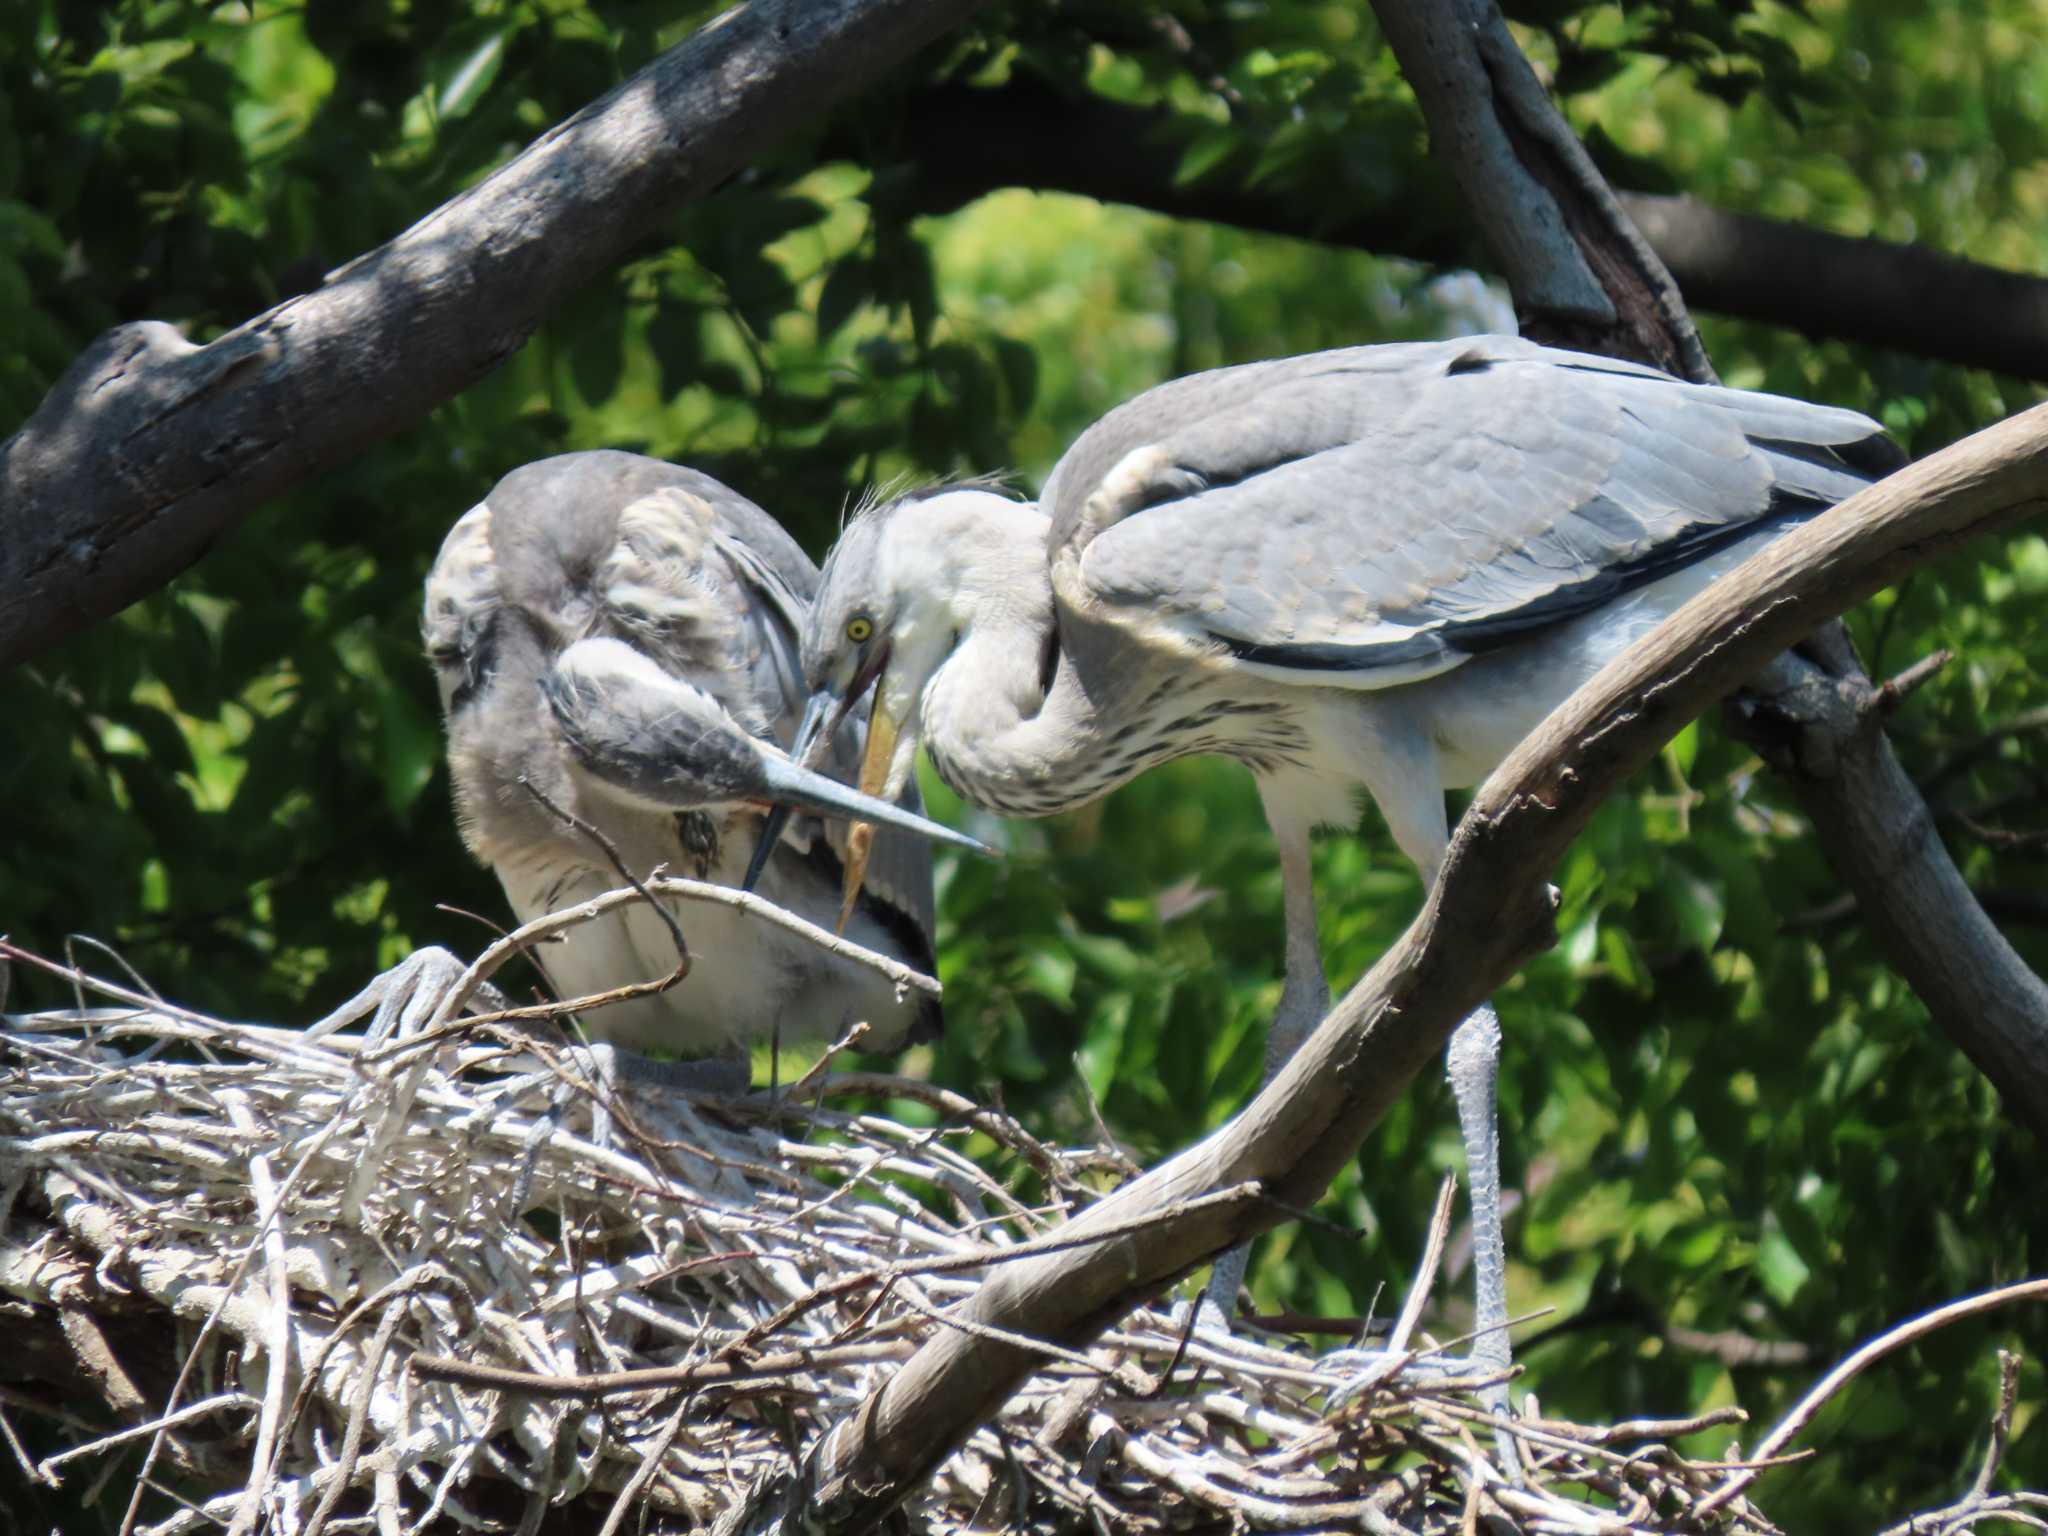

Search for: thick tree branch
xmin=1727 ymin=652 xmax=2048 ymax=1141
xmin=0 ymin=0 xmax=984 ymax=673
xmin=1369 ymin=0 xmax=1711 ymax=380
xmin=744 ymin=407 xmax=2048 ymax=1534
xmin=1623 ymin=195 xmax=2048 ymax=385
xmin=892 ymin=81 xmax=2048 ymax=384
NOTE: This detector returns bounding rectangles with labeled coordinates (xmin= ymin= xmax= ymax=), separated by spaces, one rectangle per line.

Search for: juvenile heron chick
xmin=424 ymin=450 xmax=981 ymax=1070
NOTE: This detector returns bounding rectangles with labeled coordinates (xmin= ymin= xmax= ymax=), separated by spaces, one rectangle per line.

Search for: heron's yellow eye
xmin=845 ymin=616 xmax=874 ymax=644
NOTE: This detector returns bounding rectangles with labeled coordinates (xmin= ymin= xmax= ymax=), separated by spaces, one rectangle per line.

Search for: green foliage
xmin=5 ymin=1 xmax=2047 ymax=1528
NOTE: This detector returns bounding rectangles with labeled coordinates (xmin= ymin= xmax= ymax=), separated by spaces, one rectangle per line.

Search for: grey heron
xmin=787 ymin=334 xmax=1898 ymax=1398
xmin=423 ymin=449 xmax=984 ymax=1092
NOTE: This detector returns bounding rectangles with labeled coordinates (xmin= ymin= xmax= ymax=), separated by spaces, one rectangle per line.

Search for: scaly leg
xmin=1446 ymin=999 xmax=1520 ymax=1480
xmin=1320 ymin=761 xmax=1520 ymax=1468
xmin=1196 ymin=793 xmax=1331 ymax=1326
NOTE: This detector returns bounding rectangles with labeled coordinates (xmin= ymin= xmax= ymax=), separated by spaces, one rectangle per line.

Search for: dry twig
xmin=0 ymin=949 xmax=2038 ymax=1533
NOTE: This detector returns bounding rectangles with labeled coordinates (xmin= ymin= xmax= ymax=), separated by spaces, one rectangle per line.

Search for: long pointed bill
xmin=835 ymin=701 xmax=900 ymax=933
xmin=742 ymin=692 xmax=839 ymax=892
xmin=754 ymin=742 xmax=985 ymax=858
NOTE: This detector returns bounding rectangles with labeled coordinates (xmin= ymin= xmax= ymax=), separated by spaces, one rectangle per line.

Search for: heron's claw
xmin=1316 ymin=1344 xmax=1501 ymax=1414
xmin=305 ymin=946 xmax=505 ymax=1047
xmin=1166 ymin=1289 xmax=1239 ymax=1343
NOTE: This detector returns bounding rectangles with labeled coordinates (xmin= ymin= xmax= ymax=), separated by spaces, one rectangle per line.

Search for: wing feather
xmin=1047 ymin=336 xmax=1895 ymax=687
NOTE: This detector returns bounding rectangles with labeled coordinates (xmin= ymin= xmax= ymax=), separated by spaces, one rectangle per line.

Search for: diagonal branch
xmin=1366 ymin=0 xmax=2048 ymax=1135
xmin=0 ymin=0 xmax=984 ymax=672
xmin=1726 ymin=652 xmax=2048 ymax=1139
xmin=737 ymin=395 xmax=2048 ymax=1535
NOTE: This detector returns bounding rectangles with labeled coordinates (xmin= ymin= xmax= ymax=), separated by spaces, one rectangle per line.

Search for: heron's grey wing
xmin=710 ymin=525 xmax=817 ymax=738
xmin=572 ymin=477 xmax=798 ymax=743
xmin=544 ymin=638 xmax=763 ymax=811
xmin=485 ymin=450 xmax=811 ymax=623
xmin=1047 ymin=335 xmax=1897 ymax=688
xmin=473 ymin=450 xmax=803 ymax=734
xmin=422 ymin=502 xmax=501 ymax=715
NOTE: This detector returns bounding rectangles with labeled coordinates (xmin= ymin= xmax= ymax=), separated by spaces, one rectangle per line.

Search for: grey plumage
xmin=424 ymin=449 xmax=968 ymax=1063
xmin=793 ymin=335 xmax=1897 ymax=1390
xmin=1042 ymin=338 xmax=1889 ymax=686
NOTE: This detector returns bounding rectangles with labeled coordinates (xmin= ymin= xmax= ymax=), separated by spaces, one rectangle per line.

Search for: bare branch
xmin=1727 ymin=651 xmax=2048 ymax=1140
xmin=0 ymin=0 xmax=984 ymax=671
xmin=1626 ymin=193 xmax=2048 ymax=384
xmin=1700 ymin=1280 xmax=2048 ymax=1518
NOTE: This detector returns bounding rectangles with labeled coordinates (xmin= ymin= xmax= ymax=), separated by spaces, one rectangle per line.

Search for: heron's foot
xmin=1166 ymin=1287 xmax=1239 ymax=1342
xmin=306 ymin=946 xmax=507 ymax=1047
xmin=1316 ymin=1343 xmax=1504 ymax=1414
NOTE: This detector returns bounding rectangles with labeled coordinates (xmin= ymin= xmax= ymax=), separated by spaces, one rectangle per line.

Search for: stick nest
xmin=0 ymin=943 xmax=1993 ymax=1535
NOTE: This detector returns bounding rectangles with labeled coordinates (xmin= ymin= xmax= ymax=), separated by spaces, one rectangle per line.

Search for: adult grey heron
xmin=788 ymin=334 xmax=1898 ymax=1397
xmin=423 ymin=450 xmax=985 ymax=1089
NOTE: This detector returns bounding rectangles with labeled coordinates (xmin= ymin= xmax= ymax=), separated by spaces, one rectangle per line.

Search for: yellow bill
xmin=835 ymin=701 xmax=899 ymax=933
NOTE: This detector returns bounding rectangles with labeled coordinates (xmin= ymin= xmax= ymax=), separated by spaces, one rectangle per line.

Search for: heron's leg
xmin=1265 ymin=805 xmax=1335 ymax=1069
xmin=1309 ymin=993 xmax=1520 ymax=1447
xmin=1313 ymin=759 xmax=1520 ymax=1464
xmin=1445 ymin=1000 xmax=1520 ymax=1479
xmin=1405 ymin=821 xmax=1519 ymax=1477
xmin=1196 ymin=794 xmax=1332 ymax=1326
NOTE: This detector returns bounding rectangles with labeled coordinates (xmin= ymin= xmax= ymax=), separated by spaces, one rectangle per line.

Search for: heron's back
xmin=424 ymin=451 xmax=943 ymax=1058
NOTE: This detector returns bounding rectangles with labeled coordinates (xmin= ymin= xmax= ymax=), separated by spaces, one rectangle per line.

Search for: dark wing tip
xmin=909 ymin=995 xmax=944 ymax=1047
xmin=1216 ymin=631 xmax=1453 ymax=674
xmin=1837 ymin=428 xmax=1909 ymax=479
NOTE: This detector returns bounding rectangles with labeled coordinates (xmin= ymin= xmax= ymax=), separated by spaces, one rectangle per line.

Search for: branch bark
xmin=891 ymin=81 xmax=2048 ymax=384
xmin=1727 ymin=652 xmax=2048 ymax=1141
xmin=1623 ymin=194 xmax=2048 ymax=385
xmin=1368 ymin=0 xmax=1711 ymax=380
xmin=0 ymin=0 xmax=984 ymax=673
xmin=742 ymin=404 xmax=2048 ymax=1535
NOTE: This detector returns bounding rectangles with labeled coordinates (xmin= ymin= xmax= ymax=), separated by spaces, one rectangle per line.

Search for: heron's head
xmin=784 ymin=484 xmax=1042 ymax=926
xmin=800 ymin=485 xmax=1046 ymax=804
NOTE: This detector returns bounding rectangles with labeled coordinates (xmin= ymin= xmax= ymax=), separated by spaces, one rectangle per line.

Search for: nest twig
xmin=0 ymin=930 xmax=2034 ymax=1534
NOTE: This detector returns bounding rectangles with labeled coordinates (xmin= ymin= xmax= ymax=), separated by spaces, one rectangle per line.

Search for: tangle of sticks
xmin=0 ymin=928 xmax=2037 ymax=1535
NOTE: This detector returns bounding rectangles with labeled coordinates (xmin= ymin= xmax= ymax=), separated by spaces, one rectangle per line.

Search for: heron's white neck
xmin=871 ymin=491 xmax=1176 ymax=817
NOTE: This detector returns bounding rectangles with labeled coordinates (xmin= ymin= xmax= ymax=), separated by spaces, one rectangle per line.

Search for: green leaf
xmin=815 ymin=257 xmax=873 ymax=341
xmin=1175 ymin=125 xmax=1240 ymax=186
xmin=1019 ymin=946 xmax=1076 ymax=1007
xmin=1757 ymin=1221 xmax=1811 ymax=1306
xmin=1667 ymin=869 xmax=1725 ymax=954
xmin=434 ymin=27 xmax=507 ymax=122
xmin=377 ymin=681 xmax=440 ymax=819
